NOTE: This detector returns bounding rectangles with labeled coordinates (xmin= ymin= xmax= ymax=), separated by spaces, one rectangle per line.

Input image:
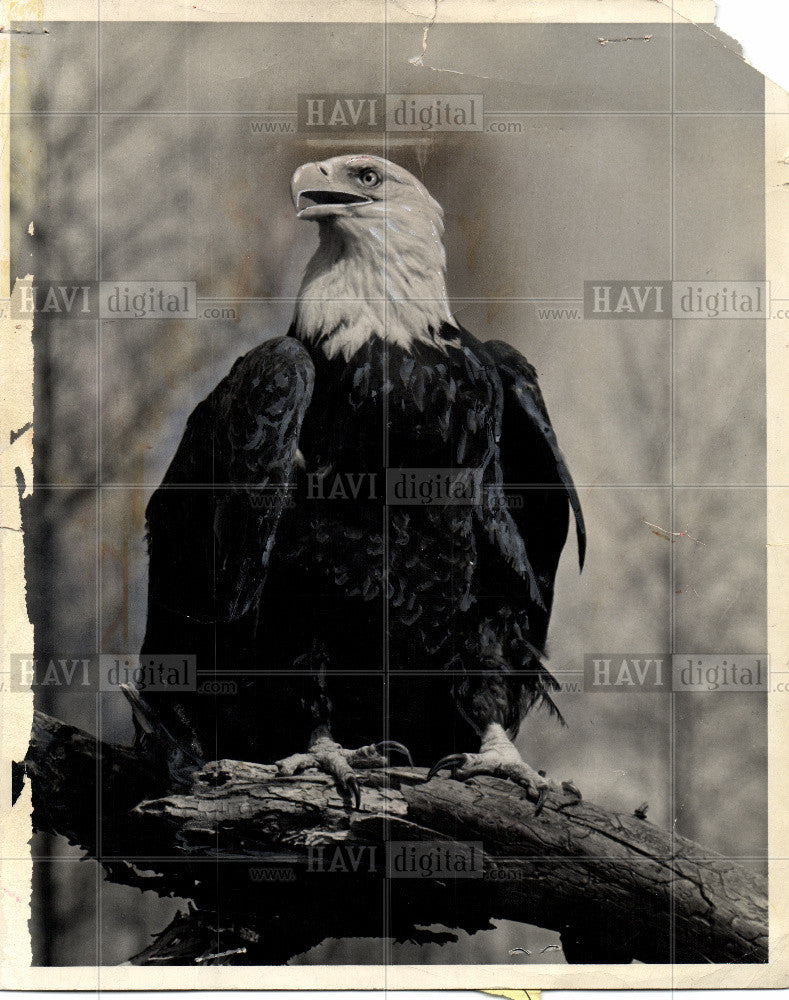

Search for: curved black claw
xmin=426 ymin=753 xmax=466 ymax=782
xmin=346 ymin=774 xmax=362 ymax=811
xmin=375 ymin=740 xmax=414 ymax=767
xmin=534 ymin=786 xmax=549 ymax=816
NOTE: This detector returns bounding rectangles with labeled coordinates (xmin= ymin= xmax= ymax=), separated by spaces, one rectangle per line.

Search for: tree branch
xmin=18 ymin=710 xmax=767 ymax=965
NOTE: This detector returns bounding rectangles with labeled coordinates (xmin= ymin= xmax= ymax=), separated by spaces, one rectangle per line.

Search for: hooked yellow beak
xmin=290 ymin=161 xmax=373 ymax=220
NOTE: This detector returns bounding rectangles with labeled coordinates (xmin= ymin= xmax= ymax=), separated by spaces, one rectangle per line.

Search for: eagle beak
xmin=291 ymin=162 xmax=372 ymax=220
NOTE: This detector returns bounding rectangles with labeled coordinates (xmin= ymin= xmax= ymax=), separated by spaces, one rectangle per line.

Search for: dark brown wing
xmin=143 ymin=336 xmax=315 ymax=627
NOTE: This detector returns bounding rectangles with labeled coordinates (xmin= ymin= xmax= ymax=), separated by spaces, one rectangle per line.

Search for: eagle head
xmin=291 ymin=154 xmax=442 ymax=230
xmin=290 ymin=154 xmax=455 ymax=359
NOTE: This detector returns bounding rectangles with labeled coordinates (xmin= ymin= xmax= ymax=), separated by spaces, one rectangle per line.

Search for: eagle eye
xmin=358 ymin=168 xmax=382 ymax=188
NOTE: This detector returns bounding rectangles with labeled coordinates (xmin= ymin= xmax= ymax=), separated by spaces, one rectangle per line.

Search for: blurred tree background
xmin=11 ymin=19 xmax=766 ymax=966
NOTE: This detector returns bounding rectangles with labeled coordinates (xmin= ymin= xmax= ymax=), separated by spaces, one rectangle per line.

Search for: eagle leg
xmin=276 ymin=729 xmax=412 ymax=809
xmin=427 ymin=723 xmax=581 ymax=815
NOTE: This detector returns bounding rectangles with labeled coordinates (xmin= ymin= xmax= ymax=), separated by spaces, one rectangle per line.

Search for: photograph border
xmin=0 ymin=0 xmax=786 ymax=989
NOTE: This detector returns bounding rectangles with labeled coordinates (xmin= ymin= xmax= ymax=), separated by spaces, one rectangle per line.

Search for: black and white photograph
xmin=1 ymin=0 xmax=787 ymax=989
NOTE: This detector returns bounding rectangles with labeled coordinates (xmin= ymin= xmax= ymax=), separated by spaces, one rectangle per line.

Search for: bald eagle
xmin=135 ymin=154 xmax=585 ymax=812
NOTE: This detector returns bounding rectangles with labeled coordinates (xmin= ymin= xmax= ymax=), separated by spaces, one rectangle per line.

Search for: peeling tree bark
xmin=17 ymin=710 xmax=767 ymax=966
